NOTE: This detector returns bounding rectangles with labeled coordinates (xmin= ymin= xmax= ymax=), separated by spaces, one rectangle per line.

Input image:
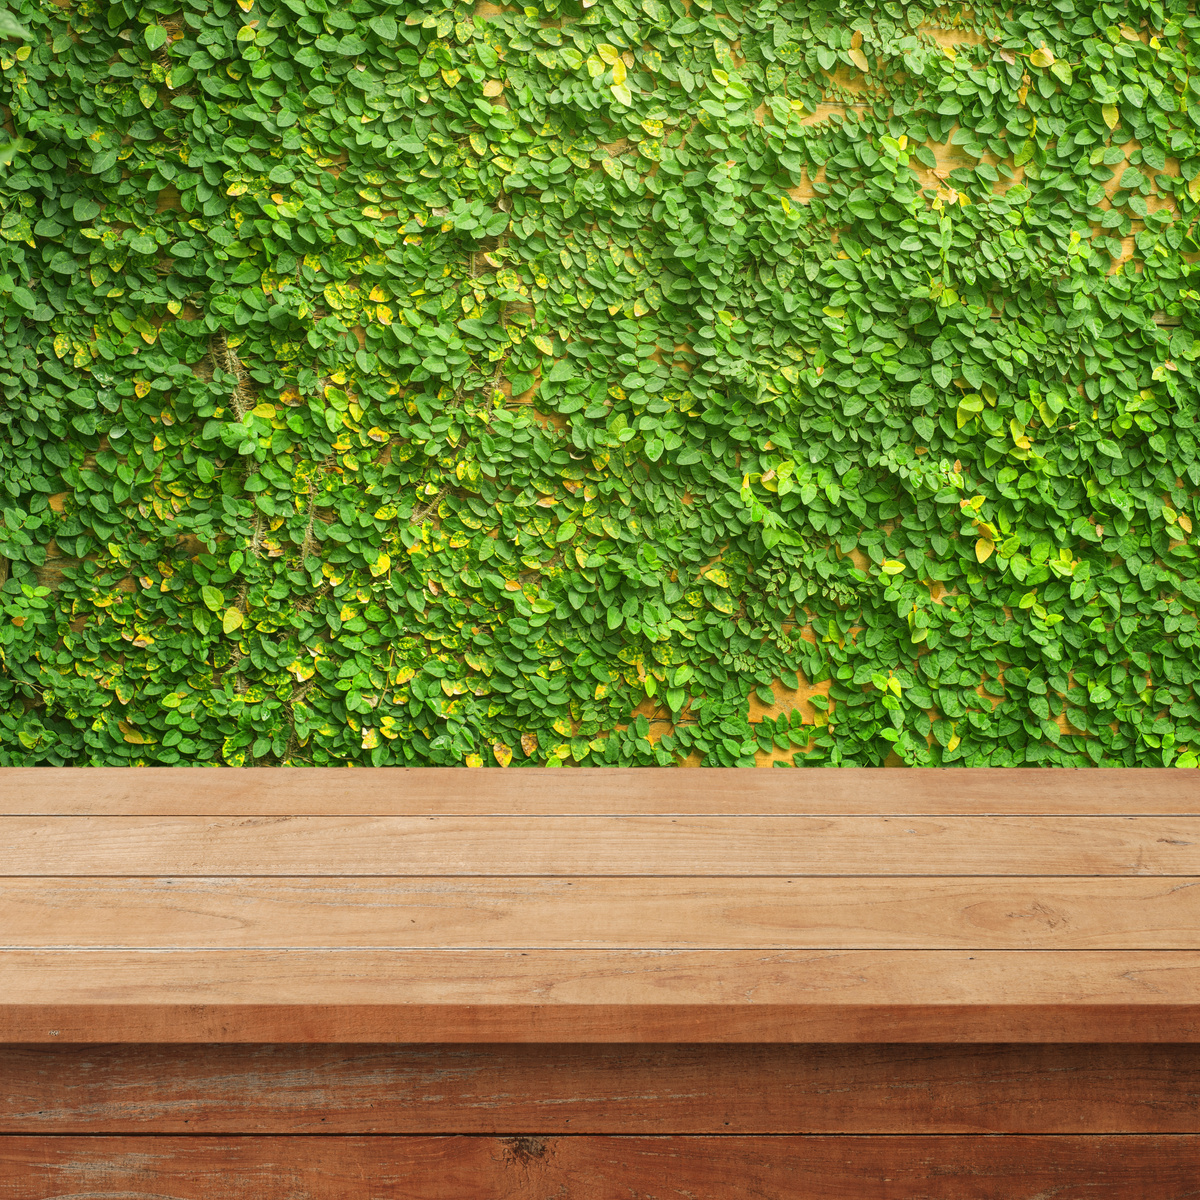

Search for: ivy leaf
xmin=144 ymin=25 xmax=168 ymax=51
xmin=201 ymin=586 xmax=224 ymax=611
xmin=1028 ymin=46 xmax=1055 ymax=68
xmin=222 ymin=608 xmax=244 ymax=635
xmin=0 ymin=10 xmax=30 ymax=38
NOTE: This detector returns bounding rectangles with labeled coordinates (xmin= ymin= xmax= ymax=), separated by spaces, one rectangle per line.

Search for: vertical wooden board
xmin=4 ymin=1044 xmax=1200 ymax=1134
xmin=1 ymin=1135 xmax=1197 ymax=1199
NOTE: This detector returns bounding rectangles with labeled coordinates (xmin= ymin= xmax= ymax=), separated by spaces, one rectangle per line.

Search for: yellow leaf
xmin=375 ymin=304 xmax=393 ymax=325
xmin=535 ymin=496 xmax=558 ymax=507
xmin=594 ymin=682 xmax=608 ymax=699
xmin=521 ymin=731 xmax=538 ymax=757
xmin=848 ymin=47 xmax=869 ymax=73
xmin=1029 ymin=46 xmax=1055 ymax=68
xmin=53 ymin=334 xmax=70 ymax=359
xmin=702 ymin=567 xmax=729 ymax=587
xmin=288 ymin=660 xmax=315 ymax=682
xmin=532 ymin=334 xmax=554 ymax=355
xmin=552 ymin=716 xmax=572 ymax=736
xmin=881 ymin=560 xmax=906 ymax=575
xmin=1103 ymin=104 xmax=1119 ymax=130
xmin=975 ymin=538 xmax=995 ymax=564
xmin=946 ymin=734 xmax=961 ymax=752
xmin=369 ymin=285 xmax=388 ymax=302
xmin=222 ymin=608 xmax=244 ymax=634
xmin=369 ymin=553 xmax=391 ymax=577
xmin=465 ymin=753 xmax=484 ymax=768
xmin=441 ymin=68 xmax=460 ymax=87
xmin=118 ymin=720 xmax=157 ymax=745
xmin=361 ymin=727 xmax=379 ymax=750
xmin=483 ymin=79 xmax=504 ymax=97
xmin=493 ymin=741 xmax=513 ymax=767
xmin=597 ymin=42 xmax=618 ymax=64
xmin=611 ymin=56 xmax=626 ymax=84
xmin=1189 ymin=175 xmax=1200 ymax=203
xmin=1180 ymin=512 xmax=1193 ymax=534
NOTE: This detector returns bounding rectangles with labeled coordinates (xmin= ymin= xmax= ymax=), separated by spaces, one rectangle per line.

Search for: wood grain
xmin=6 ymin=815 xmax=1200 ymax=875
xmin=7 ymin=876 xmax=1200 ymax=948
xmin=4 ymin=1043 xmax=1200 ymax=1134
xmin=1 ymin=767 xmax=1194 ymax=815
xmin=2 ymin=1135 xmax=1196 ymax=1199
xmin=5 ymin=950 xmax=1200 ymax=1041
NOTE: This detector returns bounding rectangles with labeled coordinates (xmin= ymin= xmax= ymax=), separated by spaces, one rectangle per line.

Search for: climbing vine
xmin=1 ymin=0 xmax=1199 ymax=768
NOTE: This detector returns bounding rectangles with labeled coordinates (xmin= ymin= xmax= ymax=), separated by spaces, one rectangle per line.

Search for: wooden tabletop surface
xmin=2 ymin=767 xmax=1198 ymax=1042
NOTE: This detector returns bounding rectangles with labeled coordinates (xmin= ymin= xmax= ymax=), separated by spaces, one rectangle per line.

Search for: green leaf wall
xmin=1 ymin=0 xmax=1199 ymax=769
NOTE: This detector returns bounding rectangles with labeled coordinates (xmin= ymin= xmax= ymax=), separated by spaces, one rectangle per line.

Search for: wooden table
xmin=2 ymin=767 xmax=1198 ymax=1197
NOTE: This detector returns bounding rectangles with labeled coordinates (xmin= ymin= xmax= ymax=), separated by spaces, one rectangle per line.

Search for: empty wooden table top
xmin=1 ymin=767 xmax=1198 ymax=1042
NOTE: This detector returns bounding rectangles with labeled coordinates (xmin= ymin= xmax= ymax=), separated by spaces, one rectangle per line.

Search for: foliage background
xmin=1 ymin=0 xmax=1199 ymax=769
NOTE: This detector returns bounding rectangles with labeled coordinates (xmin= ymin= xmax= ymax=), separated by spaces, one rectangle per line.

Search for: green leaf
xmin=201 ymin=587 xmax=224 ymax=611
xmin=144 ymin=25 xmax=167 ymax=51
xmin=0 ymin=10 xmax=30 ymax=38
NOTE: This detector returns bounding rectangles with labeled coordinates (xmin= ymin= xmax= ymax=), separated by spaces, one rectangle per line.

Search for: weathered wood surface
xmin=7 ymin=876 xmax=1200 ymax=949
xmin=2 ymin=1135 xmax=1196 ymax=1199
xmin=4 ymin=1043 xmax=1199 ymax=1134
xmin=7 ymin=814 xmax=1200 ymax=875
xmin=5 ymin=950 xmax=1200 ymax=1042
xmin=2 ymin=767 xmax=1194 ymax=815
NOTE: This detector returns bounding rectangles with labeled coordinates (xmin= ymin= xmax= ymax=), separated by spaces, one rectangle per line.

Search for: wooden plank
xmin=5 ymin=815 xmax=1200 ymax=875
xmin=2 ymin=767 xmax=1194 ymax=815
xmin=5 ymin=1043 xmax=1200 ymax=1134
xmin=7 ymin=876 xmax=1200 ymax=949
xmin=5 ymin=950 xmax=1200 ymax=1042
xmin=2 ymin=1135 xmax=1196 ymax=1199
